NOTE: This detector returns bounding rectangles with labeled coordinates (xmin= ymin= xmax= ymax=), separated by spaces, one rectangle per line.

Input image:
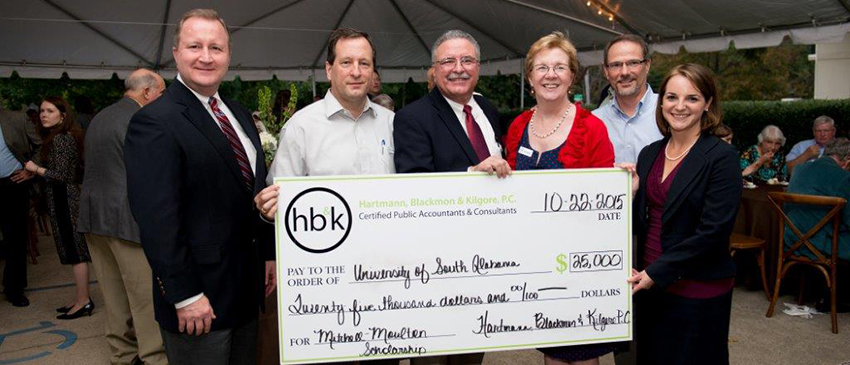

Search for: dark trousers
xmin=0 ymin=177 xmax=29 ymax=295
xmin=635 ymin=290 xmax=732 ymax=365
xmin=160 ymin=319 xmax=258 ymax=365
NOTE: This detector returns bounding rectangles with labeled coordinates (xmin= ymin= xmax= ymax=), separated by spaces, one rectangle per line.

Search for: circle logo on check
xmin=284 ymin=187 xmax=352 ymax=253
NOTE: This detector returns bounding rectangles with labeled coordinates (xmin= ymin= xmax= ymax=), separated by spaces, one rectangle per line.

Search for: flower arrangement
xmin=257 ymin=83 xmax=298 ymax=166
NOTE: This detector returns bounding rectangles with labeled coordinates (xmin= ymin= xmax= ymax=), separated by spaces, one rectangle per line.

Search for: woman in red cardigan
xmin=505 ymin=31 xmax=614 ymax=365
xmin=505 ymin=34 xmax=614 ymax=173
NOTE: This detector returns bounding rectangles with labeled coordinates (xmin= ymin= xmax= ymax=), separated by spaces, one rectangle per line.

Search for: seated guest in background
xmin=715 ymin=123 xmax=733 ymax=144
xmin=626 ymin=63 xmax=740 ymax=365
xmin=25 ymin=96 xmax=93 ymax=320
xmin=505 ymin=31 xmax=614 ymax=365
xmin=372 ymin=93 xmax=395 ymax=111
xmin=786 ymin=115 xmax=837 ymax=174
xmin=740 ymin=125 xmax=787 ymax=183
xmin=77 ymin=69 xmax=167 ymax=364
xmin=785 ymin=138 xmax=850 ymax=261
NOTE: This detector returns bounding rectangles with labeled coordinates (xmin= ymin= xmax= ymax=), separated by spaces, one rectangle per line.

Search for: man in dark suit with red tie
xmin=392 ymin=29 xmax=507 ymax=365
xmin=393 ymin=30 xmax=509 ymax=179
xmin=124 ymin=9 xmax=275 ymax=365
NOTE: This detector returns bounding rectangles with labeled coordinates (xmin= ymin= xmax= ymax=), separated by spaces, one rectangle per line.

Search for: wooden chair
xmin=729 ymin=232 xmax=770 ymax=300
xmin=765 ymin=192 xmax=846 ymax=334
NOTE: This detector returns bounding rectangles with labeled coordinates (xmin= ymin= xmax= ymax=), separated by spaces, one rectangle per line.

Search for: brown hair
xmin=603 ymin=34 xmax=649 ymax=66
xmin=524 ymin=31 xmax=580 ymax=88
xmin=326 ymin=27 xmax=376 ymax=66
xmin=38 ymin=96 xmax=84 ymax=166
xmin=655 ymin=63 xmax=722 ymax=137
xmin=173 ymin=9 xmax=230 ymax=49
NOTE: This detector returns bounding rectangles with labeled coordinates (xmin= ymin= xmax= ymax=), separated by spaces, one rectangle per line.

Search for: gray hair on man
xmin=124 ymin=69 xmax=161 ymax=92
xmin=757 ymin=125 xmax=786 ymax=146
xmin=825 ymin=137 xmax=850 ymax=161
xmin=813 ymin=115 xmax=835 ymax=128
xmin=431 ymin=30 xmax=480 ymax=62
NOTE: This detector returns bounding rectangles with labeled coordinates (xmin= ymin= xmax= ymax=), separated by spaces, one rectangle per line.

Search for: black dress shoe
xmin=57 ymin=300 xmax=94 ymax=320
xmin=5 ymin=292 xmax=30 ymax=307
xmin=56 ymin=304 xmax=73 ymax=313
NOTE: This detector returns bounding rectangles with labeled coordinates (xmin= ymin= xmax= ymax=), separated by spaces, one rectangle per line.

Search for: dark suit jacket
xmin=634 ymin=134 xmax=741 ymax=290
xmin=124 ymin=81 xmax=274 ymax=333
xmin=0 ymin=109 xmax=41 ymax=165
xmin=78 ymin=97 xmax=141 ymax=243
xmin=393 ymin=88 xmax=501 ymax=173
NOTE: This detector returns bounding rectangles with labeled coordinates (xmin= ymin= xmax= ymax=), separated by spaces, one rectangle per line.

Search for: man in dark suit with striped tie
xmin=124 ymin=9 xmax=275 ymax=365
xmin=393 ymin=30 xmax=509 ymax=180
xmin=392 ymin=29 xmax=507 ymax=365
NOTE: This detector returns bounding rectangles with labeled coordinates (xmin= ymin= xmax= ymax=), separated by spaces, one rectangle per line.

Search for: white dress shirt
xmin=178 ymin=74 xmax=257 ymax=173
xmin=267 ymin=90 xmax=395 ymax=181
xmin=174 ymin=75 xmax=258 ymax=309
xmin=442 ymin=95 xmax=502 ymax=158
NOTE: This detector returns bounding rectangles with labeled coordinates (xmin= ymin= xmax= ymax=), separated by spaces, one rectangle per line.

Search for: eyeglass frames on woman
xmin=532 ymin=64 xmax=570 ymax=75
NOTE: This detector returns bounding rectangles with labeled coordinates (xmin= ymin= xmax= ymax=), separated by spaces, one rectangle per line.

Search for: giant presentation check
xmin=274 ymin=169 xmax=632 ymax=364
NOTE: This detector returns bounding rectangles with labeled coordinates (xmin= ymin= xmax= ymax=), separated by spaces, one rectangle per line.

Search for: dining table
xmin=733 ymin=183 xmax=787 ymax=295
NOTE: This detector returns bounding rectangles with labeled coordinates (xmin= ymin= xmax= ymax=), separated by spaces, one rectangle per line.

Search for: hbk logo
xmin=284 ymin=187 xmax=352 ymax=253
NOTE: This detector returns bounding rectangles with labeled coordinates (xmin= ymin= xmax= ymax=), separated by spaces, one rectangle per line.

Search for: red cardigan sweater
xmin=506 ymin=104 xmax=615 ymax=169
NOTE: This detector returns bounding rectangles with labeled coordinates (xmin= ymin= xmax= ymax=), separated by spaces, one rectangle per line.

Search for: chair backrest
xmin=767 ymin=192 xmax=847 ymax=263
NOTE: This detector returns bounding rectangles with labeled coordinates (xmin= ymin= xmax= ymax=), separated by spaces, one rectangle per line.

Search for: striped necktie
xmin=208 ymin=97 xmax=254 ymax=190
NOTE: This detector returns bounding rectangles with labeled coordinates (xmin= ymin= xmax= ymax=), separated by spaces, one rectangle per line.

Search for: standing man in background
xmin=78 ymin=68 xmax=167 ymax=365
xmin=0 ymin=105 xmax=40 ymax=307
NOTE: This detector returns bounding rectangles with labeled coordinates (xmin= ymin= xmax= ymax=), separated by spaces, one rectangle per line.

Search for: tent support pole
xmin=520 ymin=58 xmax=525 ymax=110
xmin=312 ymin=69 xmax=317 ymax=98
xmin=584 ymin=71 xmax=591 ymax=106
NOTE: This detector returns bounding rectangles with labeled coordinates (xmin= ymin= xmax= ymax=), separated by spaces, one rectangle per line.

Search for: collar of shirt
xmin=323 ymin=90 xmax=377 ymax=121
xmin=442 ymin=94 xmax=478 ymax=119
xmin=611 ymin=84 xmax=654 ymax=119
xmin=177 ymin=74 xmax=223 ymax=106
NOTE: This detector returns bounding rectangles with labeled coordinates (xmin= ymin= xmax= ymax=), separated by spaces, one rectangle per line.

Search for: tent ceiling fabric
xmin=0 ymin=0 xmax=848 ymax=81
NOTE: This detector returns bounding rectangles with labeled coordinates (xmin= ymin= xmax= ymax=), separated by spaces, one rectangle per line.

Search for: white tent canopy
xmin=1 ymin=0 xmax=849 ymax=82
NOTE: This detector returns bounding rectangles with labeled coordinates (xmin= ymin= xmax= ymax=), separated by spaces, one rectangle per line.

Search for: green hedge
xmin=499 ymin=99 xmax=850 ymax=151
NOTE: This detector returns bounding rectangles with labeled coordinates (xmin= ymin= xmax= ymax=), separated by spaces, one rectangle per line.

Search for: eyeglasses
xmin=434 ymin=56 xmax=479 ymax=69
xmin=605 ymin=59 xmax=647 ymax=70
xmin=532 ymin=64 xmax=570 ymax=75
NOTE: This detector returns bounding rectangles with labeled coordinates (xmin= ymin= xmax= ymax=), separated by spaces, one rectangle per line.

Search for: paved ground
xmin=1 ymin=233 xmax=849 ymax=365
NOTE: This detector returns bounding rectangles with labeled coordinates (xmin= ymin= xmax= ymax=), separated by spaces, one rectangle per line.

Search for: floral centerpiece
xmin=257 ymin=84 xmax=298 ymax=166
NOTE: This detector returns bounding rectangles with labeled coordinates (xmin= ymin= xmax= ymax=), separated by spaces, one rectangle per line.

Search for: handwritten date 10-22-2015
xmin=541 ymin=192 xmax=626 ymax=213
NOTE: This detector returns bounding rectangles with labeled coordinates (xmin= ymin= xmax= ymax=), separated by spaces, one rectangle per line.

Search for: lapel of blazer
xmin=170 ymin=81 xmax=250 ymax=195
xmin=427 ymin=88 xmax=479 ymax=165
xmin=637 ymin=139 xmax=664 ymax=226
xmin=661 ymin=134 xmax=714 ymax=224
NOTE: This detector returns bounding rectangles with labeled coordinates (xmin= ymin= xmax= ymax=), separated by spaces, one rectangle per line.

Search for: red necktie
xmin=209 ymin=97 xmax=255 ymax=190
xmin=463 ymin=105 xmax=491 ymax=162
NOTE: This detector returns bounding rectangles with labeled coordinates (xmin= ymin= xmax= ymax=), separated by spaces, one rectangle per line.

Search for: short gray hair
xmin=757 ymin=125 xmax=786 ymax=146
xmin=825 ymin=138 xmax=850 ymax=160
xmin=125 ymin=69 xmax=161 ymax=92
xmin=813 ymin=115 xmax=835 ymax=129
xmin=431 ymin=30 xmax=480 ymax=63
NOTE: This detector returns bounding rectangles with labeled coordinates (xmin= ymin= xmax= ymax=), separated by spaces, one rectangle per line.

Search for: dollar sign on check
xmin=555 ymin=254 xmax=568 ymax=274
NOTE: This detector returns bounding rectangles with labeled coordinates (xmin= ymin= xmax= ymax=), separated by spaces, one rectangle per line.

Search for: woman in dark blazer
xmin=626 ymin=64 xmax=741 ymax=365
